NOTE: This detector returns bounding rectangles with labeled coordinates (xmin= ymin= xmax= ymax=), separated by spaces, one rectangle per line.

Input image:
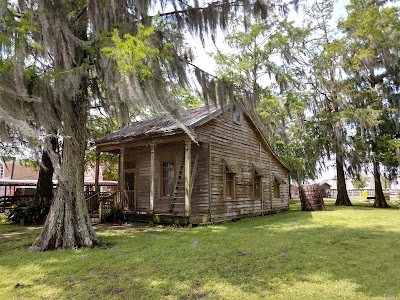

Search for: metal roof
xmin=96 ymin=105 xmax=221 ymax=144
xmin=95 ymin=103 xmax=291 ymax=172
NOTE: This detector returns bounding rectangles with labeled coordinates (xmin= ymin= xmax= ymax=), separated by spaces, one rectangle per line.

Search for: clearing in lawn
xmin=0 ymin=198 xmax=399 ymax=300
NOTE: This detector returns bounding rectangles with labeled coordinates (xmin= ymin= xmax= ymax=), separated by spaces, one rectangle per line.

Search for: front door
xmin=124 ymin=172 xmax=135 ymax=210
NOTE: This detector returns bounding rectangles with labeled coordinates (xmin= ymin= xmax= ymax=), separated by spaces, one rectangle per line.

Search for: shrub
xmin=7 ymin=198 xmax=50 ymax=225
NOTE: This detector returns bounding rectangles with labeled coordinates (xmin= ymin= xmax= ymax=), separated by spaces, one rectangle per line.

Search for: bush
xmin=7 ymin=198 xmax=50 ymax=225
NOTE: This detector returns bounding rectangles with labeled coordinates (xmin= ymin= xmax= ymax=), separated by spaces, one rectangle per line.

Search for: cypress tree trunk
xmin=335 ymin=150 xmax=352 ymax=206
xmin=373 ymin=159 xmax=390 ymax=208
xmin=30 ymin=88 xmax=98 ymax=251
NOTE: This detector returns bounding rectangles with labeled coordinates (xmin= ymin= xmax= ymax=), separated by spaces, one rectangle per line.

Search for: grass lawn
xmin=0 ymin=199 xmax=399 ymax=300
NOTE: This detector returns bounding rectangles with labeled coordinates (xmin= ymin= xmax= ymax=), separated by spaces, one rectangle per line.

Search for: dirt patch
xmin=0 ymin=227 xmax=42 ymax=239
xmin=0 ymin=222 xmax=175 ymax=239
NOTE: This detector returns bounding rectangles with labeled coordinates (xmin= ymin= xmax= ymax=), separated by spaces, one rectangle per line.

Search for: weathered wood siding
xmin=196 ymin=108 xmax=289 ymax=221
xmin=123 ymin=140 xmax=210 ymax=215
xmin=190 ymin=142 xmax=210 ymax=215
xmin=123 ymin=145 xmax=151 ymax=212
xmin=98 ymin=107 xmax=289 ymax=224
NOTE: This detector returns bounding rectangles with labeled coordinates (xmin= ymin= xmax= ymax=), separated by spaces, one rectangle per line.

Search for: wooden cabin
xmin=95 ymin=104 xmax=290 ymax=225
xmin=319 ymin=183 xmax=332 ymax=198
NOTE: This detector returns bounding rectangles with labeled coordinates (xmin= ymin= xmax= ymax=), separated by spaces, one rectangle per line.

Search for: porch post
xmin=119 ymin=148 xmax=125 ymax=210
xmin=185 ymin=141 xmax=191 ymax=216
xmin=150 ymin=143 xmax=155 ymax=213
xmin=94 ymin=151 xmax=100 ymax=193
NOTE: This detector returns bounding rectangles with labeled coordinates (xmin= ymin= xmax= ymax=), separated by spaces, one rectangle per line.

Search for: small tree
xmin=352 ymin=177 xmax=368 ymax=190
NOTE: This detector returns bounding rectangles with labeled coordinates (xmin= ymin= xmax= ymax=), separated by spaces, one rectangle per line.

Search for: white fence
xmin=329 ymin=189 xmax=399 ymax=200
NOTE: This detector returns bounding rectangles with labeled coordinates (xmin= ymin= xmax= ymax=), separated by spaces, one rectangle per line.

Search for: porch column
xmin=119 ymin=148 xmax=125 ymax=209
xmin=150 ymin=143 xmax=155 ymax=213
xmin=185 ymin=141 xmax=191 ymax=216
xmin=269 ymin=155 xmax=273 ymax=212
xmin=94 ymin=151 xmax=100 ymax=193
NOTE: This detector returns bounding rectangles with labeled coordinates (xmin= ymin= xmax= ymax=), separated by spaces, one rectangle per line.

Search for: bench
xmin=366 ymin=196 xmax=375 ymax=200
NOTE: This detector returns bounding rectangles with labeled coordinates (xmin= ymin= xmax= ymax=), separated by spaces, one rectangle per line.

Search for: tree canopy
xmin=0 ymin=0 xmax=301 ymax=250
xmin=0 ymin=0 xmax=398 ymax=250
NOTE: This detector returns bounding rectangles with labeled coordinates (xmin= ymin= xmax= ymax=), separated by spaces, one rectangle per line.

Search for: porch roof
xmin=96 ymin=105 xmax=221 ymax=145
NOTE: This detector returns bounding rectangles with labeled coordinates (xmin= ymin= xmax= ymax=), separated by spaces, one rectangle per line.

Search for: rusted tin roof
xmin=96 ymin=105 xmax=221 ymax=144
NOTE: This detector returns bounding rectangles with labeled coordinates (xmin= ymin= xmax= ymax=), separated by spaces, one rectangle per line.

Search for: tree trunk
xmin=373 ymin=159 xmax=390 ymax=208
xmin=335 ymin=152 xmax=352 ymax=206
xmin=34 ymin=137 xmax=57 ymax=205
xmin=30 ymin=89 xmax=98 ymax=251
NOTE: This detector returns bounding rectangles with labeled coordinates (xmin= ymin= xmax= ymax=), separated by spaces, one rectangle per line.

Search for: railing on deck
xmin=99 ymin=192 xmax=118 ymax=222
xmin=85 ymin=191 xmax=99 ymax=214
xmin=85 ymin=191 xmax=118 ymax=223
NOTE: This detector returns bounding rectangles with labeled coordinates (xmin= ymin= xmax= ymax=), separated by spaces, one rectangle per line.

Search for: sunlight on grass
xmin=0 ymin=200 xmax=399 ymax=299
xmin=0 ymin=213 xmax=28 ymax=233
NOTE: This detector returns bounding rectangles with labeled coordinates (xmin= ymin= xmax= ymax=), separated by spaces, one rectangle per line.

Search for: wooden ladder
xmin=170 ymin=155 xmax=185 ymax=212
xmin=169 ymin=150 xmax=200 ymax=213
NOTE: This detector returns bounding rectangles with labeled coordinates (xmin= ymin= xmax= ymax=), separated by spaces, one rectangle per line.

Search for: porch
xmin=94 ymin=137 xmax=209 ymax=223
xmin=85 ymin=191 xmax=210 ymax=225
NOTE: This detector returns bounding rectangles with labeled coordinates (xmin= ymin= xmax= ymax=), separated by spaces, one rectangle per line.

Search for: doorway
xmin=124 ymin=172 xmax=135 ymax=211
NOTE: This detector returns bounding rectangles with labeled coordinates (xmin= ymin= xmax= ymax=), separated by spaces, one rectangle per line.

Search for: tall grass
xmin=0 ymin=199 xmax=399 ymax=299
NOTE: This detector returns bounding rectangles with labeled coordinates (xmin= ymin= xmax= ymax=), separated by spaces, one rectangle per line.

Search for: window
xmin=225 ymin=172 xmax=234 ymax=198
xmin=233 ymin=105 xmax=241 ymax=124
xmin=272 ymin=173 xmax=286 ymax=199
xmin=225 ymin=171 xmax=235 ymax=198
xmin=253 ymin=166 xmax=262 ymax=199
xmin=254 ymin=176 xmax=261 ymax=198
xmin=125 ymin=161 xmax=136 ymax=170
xmin=224 ymin=160 xmax=238 ymax=199
xmin=0 ymin=163 xmax=3 ymax=178
xmin=161 ymin=162 xmax=175 ymax=197
xmin=273 ymin=181 xmax=280 ymax=198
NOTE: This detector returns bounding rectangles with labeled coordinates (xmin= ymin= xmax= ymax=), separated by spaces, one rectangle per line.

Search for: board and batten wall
xmin=196 ymin=108 xmax=289 ymax=221
xmin=98 ymin=106 xmax=289 ymax=223
xmin=120 ymin=139 xmax=211 ymax=215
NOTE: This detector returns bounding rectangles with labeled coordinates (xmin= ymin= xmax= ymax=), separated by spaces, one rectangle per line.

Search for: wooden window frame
xmin=124 ymin=161 xmax=136 ymax=170
xmin=223 ymin=162 xmax=236 ymax=200
xmin=252 ymin=165 xmax=263 ymax=199
xmin=232 ymin=105 xmax=241 ymax=125
xmin=160 ymin=161 xmax=175 ymax=199
xmin=253 ymin=174 xmax=262 ymax=200
xmin=272 ymin=173 xmax=286 ymax=199
xmin=273 ymin=180 xmax=280 ymax=198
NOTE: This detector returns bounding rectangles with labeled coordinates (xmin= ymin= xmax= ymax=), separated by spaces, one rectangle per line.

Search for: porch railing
xmin=85 ymin=191 xmax=99 ymax=214
xmin=85 ymin=191 xmax=118 ymax=223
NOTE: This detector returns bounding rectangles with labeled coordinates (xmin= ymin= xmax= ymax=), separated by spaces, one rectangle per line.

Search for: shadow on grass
xmin=291 ymin=197 xmax=400 ymax=211
xmin=0 ymin=203 xmax=399 ymax=299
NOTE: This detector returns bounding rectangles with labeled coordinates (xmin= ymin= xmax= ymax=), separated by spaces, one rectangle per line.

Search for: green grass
xmin=0 ymin=213 xmax=30 ymax=234
xmin=1 ymin=199 xmax=400 ymax=299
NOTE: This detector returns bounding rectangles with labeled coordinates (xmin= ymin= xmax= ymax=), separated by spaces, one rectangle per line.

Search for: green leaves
xmin=102 ymin=25 xmax=171 ymax=81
